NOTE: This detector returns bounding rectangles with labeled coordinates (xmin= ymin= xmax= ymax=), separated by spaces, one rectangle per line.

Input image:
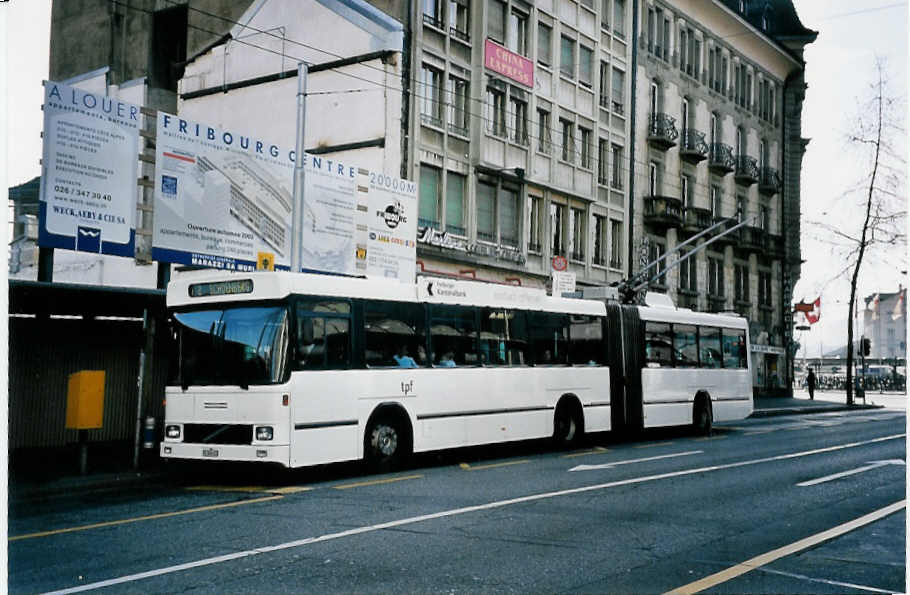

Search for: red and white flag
xmin=794 ymin=297 xmax=821 ymax=325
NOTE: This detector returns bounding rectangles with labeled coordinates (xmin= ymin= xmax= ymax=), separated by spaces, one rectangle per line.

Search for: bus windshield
xmin=172 ymin=304 xmax=289 ymax=388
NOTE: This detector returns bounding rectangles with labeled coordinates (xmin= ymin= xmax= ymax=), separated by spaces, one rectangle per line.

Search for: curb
xmin=750 ymin=403 xmax=883 ymax=418
xmin=9 ymin=470 xmax=170 ymax=504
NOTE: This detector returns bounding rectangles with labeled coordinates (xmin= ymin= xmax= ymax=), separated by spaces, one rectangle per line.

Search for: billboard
xmin=152 ymin=112 xmax=417 ymax=281
xmin=38 ymin=81 xmax=140 ymax=256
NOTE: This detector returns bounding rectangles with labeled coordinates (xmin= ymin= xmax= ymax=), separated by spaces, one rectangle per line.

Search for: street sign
xmin=551 ymin=255 xmax=567 ymax=271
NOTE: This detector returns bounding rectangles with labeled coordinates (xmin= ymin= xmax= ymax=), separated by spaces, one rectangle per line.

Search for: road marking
xmin=333 ymin=474 xmax=423 ymax=490
xmin=561 ymin=447 xmax=609 ymax=458
xmin=268 ymin=486 xmax=314 ymax=495
xmin=797 ymin=459 xmax=905 ymax=487
xmin=187 ymin=485 xmax=313 ymax=495
xmin=693 ymin=435 xmax=726 ymax=442
xmin=459 ymin=460 xmax=531 ymax=471
xmin=9 ymin=495 xmax=283 ymax=542
xmin=634 ymin=441 xmax=675 ymax=449
xmin=40 ymin=433 xmax=904 ymax=595
xmin=570 ymin=450 xmax=702 ymax=472
xmin=664 ymin=500 xmax=906 ymax=595
xmin=756 ymin=566 xmax=894 ymax=593
xmin=743 ymin=430 xmax=775 ymax=436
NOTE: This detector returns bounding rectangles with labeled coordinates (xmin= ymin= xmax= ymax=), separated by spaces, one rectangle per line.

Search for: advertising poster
xmin=299 ymin=156 xmax=360 ymax=275
xmin=152 ymin=112 xmax=295 ymax=271
xmin=39 ymin=81 xmax=140 ymax=256
xmin=364 ymin=173 xmax=418 ymax=283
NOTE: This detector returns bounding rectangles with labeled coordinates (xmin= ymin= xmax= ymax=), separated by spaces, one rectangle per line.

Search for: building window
xmin=560 ymin=35 xmax=575 ymax=79
xmin=476 ymin=180 xmax=519 ymax=247
xmin=509 ymin=95 xmax=529 ymax=145
xmin=600 ymin=0 xmax=610 ymax=29
xmin=570 ymin=207 xmax=586 ymax=261
xmin=449 ymin=0 xmax=470 ymax=41
xmin=679 ymin=249 xmax=697 ymax=293
xmin=648 ymin=161 xmax=659 ymax=195
xmin=423 ymin=0 xmax=444 ymax=28
xmin=648 ymin=240 xmax=667 ymax=287
xmin=611 ymin=143 xmax=623 ymax=189
xmin=537 ymin=22 xmax=552 ymax=66
xmin=609 ymin=218 xmax=623 ymax=268
xmin=681 ymin=173 xmax=693 ymax=207
xmin=758 ymin=270 xmax=772 ymax=307
xmin=708 ymin=256 xmax=724 ymax=297
xmin=599 ymin=61 xmax=610 ymax=108
xmin=448 ymin=76 xmax=470 ymax=136
xmin=593 ymin=214 xmax=607 ymax=265
xmin=487 ymin=86 xmax=506 ymax=137
xmin=527 ymin=195 xmax=542 ymax=252
xmin=551 ymin=202 xmax=567 ymax=256
xmin=507 ymin=8 xmax=529 ymax=56
xmin=611 ymin=67 xmax=625 ymax=114
xmin=737 ymin=194 xmax=746 ymax=219
xmin=560 ymin=118 xmax=575 ymax=163
xmin=419 ymin=164 xmax=441 ymax=229
xmin=420 ymin=65 xmax=443 ymax=127
xmin=537 ymin=108 xmax=552 ymax=153
xmin=488 ymin=0 xmax=505 ymax=42
xmin=597 ymin=138 xmax=609 ymax=185
xmin=579 ymin=127 xmax=592 ymax=169
xmin=711 ymin=185 xmax=722 ymax=218
xmin=759 ymin=205 xmax=769 ymax=231
xmin=476 ymin=181 xmax=496 ymax=242
xmin=446 ymin=172 xmax=465 ymax=235
xmin=735 ymin=263 xmax=750 ymax=302
xmin=579 ymin=44 xmax=594 ymax=87
xmin=613 ymin=0 xmax=625 ymax=38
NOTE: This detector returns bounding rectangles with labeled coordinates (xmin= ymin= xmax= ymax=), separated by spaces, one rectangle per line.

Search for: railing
xmin=449 ymin=27 xmax=470 ymax=43
xmin=682 ymin=206 xmax=713 ymax=233
xmin=708 ymin=143 xmax=735 ymax=173
xmin=712 ymin=216 xmax=739 ymax=245
xmin=707 ymin=295 xmax=726 ymax=312
xmin=647 ymin=113 xmax=679 ymax=149
xmin=643 ymin=195 xmax=683 ymax=228
xmin=759 ymin=167 xmax=781 ymax=195
xmin=422 ymin=14 xmax=442 ymax=28
xmin=767 ymin=234 xmax=785 ymax=260
xmin=734 ymin=155 xmax=759 ymax=184
xmin=742 ymin=225 xmax=766 ymax=252
xmin=679 ymin=129 xmax=709 ymax=162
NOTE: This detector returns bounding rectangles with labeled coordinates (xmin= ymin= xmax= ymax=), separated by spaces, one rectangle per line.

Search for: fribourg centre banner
xmin=39 ymin=81 xmax=140 ymax=256
xmin=152 ymin=111 xmax=417 ymax=281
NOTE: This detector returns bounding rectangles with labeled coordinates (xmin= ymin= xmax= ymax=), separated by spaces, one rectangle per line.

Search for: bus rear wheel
xmin=553 ymin=401 xmax=584 ymax=447
xmin=693 ymin=396 xmax=713 ymax=436
xmin=365 ymin=414 xmax=410 ymax=471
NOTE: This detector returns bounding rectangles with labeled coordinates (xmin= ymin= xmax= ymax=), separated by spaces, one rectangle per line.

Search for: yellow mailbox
xmin=66 ymin=370 xmax=105 ymax=429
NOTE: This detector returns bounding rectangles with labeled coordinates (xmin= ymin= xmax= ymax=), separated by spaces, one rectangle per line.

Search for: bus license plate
xmin=202 ymin=448 xmax=219 ymax=458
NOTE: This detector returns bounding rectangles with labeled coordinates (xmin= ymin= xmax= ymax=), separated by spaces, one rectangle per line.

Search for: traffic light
xmin=861 ymin=337 xmax=871 ymax=357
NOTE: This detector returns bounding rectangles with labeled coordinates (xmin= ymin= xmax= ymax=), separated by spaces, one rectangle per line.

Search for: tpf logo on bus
xmin=378 ymin=201 xmax=407 ymax=229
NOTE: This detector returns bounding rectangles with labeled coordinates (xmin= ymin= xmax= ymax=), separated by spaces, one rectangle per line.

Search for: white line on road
xmin=797 ymin=459 xmax=905 ymax=487
xmin=40 ymin=433 xmax=905 ymax=595
xmin=570 ymin=450 xmax=703 ymax=472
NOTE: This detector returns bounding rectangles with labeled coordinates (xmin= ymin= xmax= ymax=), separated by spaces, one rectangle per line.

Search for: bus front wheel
xmin=365 ymin=413 xmax=411 ymax=471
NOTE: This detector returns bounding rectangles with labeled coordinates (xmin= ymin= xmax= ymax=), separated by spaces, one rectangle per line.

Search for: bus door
xmin=606 ymin=303 xmax=644 ymax=433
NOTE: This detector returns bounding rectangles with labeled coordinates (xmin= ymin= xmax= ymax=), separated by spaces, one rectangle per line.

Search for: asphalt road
xmin=9 ymin=408 xmax=906 ymax=594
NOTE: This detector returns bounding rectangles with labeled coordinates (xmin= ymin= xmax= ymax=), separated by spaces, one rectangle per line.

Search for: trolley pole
xmin=290 ymin=62 xmax=309 ymax=272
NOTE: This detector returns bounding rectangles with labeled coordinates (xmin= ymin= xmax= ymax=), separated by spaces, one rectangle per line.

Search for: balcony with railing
xmin=767 ymin=234 xmax=785 ymax=260
xmin=679 ymin=129 xmax=709 ymax=164
xmin=734 ymin=155 xmax=759 ymax=185
xmin=711 ymin=216 xmax=739 ymax=246
xmin=643 ymin=195 xmax=683 ymax=229
xmin=647 ymin=113 xmax=679 ymax=151
xmin=741 ymin=225 xmax=766 ymax=253
xmin=708 ymin=143 xmax=735 ymax=174
xmin=707 ymin=295 xmax=727 ymax=313
xmin=758 ymin=167 xmax=781 ymax=195
xmin=681 ymin=206 xmax=712 ymax=235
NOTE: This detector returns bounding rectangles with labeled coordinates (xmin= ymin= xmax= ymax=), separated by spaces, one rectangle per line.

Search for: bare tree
xmin=807 ymin=58 xmax=906 ymax=404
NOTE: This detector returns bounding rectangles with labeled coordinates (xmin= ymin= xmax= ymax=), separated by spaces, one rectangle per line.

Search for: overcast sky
xmin=2 ymin=1 xmax=907 ymax=357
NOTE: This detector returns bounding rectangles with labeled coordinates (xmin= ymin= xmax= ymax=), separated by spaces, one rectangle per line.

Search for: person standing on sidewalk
xmin=807 ymin=368 xmax=816 ymax=400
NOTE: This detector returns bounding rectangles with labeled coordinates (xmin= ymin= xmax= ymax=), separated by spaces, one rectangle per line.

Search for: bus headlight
xmin=165 ymin=425 xmax=182 ymax=439
xmin=255 ymin=426 xmax=274 ymax=441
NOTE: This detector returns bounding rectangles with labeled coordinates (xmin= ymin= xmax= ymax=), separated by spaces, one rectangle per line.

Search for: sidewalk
xmin=10 ymin=392 xmax=901 ymax=504
xmin=751 ymin=388 xmax=888 ymax=418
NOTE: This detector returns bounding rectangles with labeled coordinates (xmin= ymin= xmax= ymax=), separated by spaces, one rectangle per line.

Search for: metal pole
xmin=290 ymin=62 xmax=308 ymax=272
xmin=133 ymin=308 xmax=148 ymax=470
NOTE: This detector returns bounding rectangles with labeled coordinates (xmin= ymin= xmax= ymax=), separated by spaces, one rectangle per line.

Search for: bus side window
xmin=673 ymin=324 xmax=698 ymax=368
xmin=569 ymin=315 xmax=604 ymax=365
xmin=295 ymin=298 xmax=351 ymax=370
xmin=429 ymin=305 xmax=478 ymax=367
xmin=722 ymin=328 xmax=747 ymax=369
xmin=364 ymin=300 xmax=426 ymax=368
xmin=644 ymin=322 xmax=673 ymax=367
xmin=528 ymin=312 xmax=569 ymax=365
xmin=699 ymin=327 xmax=723 ymax=369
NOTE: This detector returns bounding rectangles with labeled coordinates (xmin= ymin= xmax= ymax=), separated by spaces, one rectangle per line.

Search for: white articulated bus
xmin=160 ymin=271 xmax=751 ymax=468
